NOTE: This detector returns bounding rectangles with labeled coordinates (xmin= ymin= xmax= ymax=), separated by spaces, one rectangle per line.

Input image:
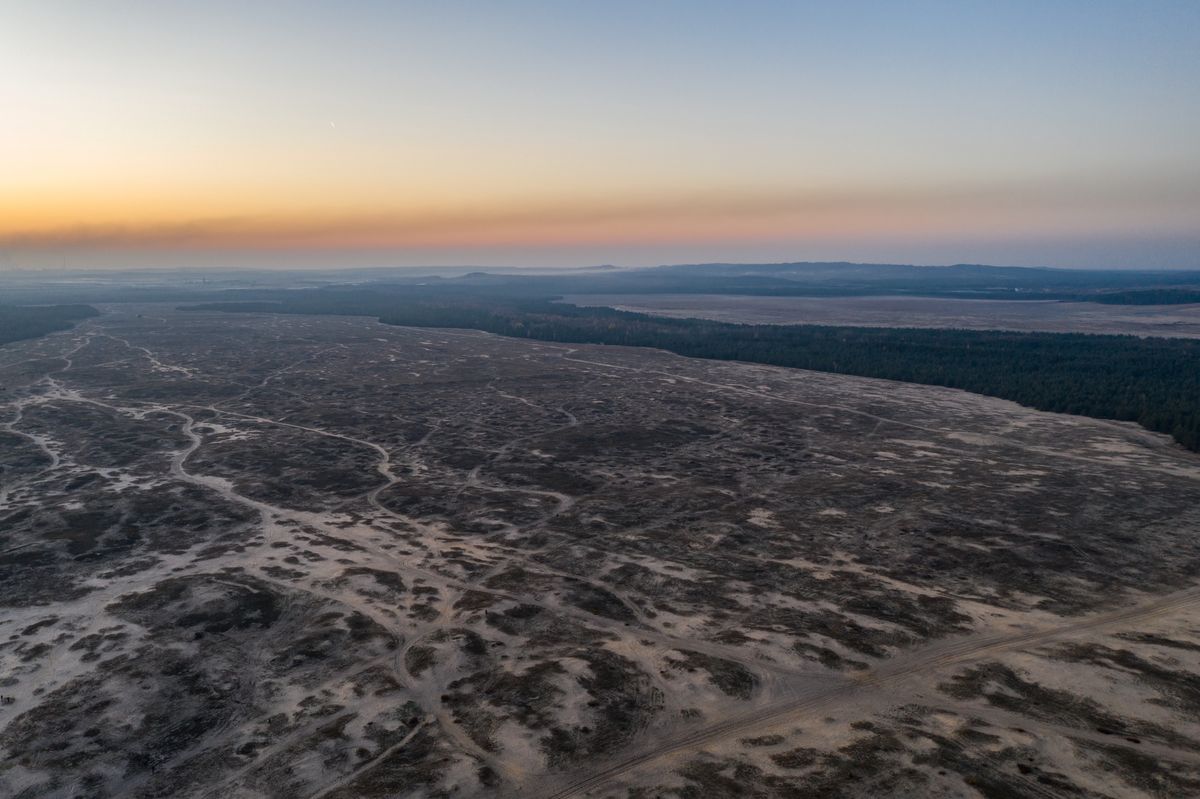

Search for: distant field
xmin=563 ymin=294 xmax=1200 ymax=338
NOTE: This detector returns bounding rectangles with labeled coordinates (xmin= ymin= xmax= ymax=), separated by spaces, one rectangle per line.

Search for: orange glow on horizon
xmin=3 ymin=181 xmax=1195 ymax=254
xmin=15 ymin=176 xmax=1191 ymax=248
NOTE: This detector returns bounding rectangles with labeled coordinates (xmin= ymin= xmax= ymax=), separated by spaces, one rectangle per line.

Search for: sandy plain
xmin=1 ymin=307 xmax=1199 ymax=798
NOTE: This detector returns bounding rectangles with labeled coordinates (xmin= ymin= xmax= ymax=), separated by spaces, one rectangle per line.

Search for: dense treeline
xmin=1088 ymin=289 xmax=1200 ymax=305
xmin=0 ymin=305 xmax=99 ymax=347
xmin=185 ymin=295 xmax=1200 ymax=452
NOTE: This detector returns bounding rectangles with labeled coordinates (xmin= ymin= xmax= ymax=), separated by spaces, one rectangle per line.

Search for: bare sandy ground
xmin=563 ymin=294 xmax=1200 ymax=338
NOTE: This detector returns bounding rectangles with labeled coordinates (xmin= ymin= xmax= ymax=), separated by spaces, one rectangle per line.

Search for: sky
xmin=2 ymin=1 xmax=1199 ymax=270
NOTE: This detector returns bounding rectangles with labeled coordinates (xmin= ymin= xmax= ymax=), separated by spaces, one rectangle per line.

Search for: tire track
xmin=536 ymin=584 xmax=1200 ymax=798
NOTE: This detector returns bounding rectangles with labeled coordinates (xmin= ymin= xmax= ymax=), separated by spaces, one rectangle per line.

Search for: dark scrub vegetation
xmin=1088 ymin=288 xmax=1200 ymax=305
xmin=0 ymin=304 xmax=98 ymax=346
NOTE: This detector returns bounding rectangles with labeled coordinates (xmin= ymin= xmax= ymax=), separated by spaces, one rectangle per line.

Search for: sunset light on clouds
xmin=4 ymin=1 xmax=1199 ymax=269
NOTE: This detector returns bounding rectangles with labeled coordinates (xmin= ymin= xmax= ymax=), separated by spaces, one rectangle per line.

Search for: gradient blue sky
xmin=3 ymin=1 xmax=1198 ymax=269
